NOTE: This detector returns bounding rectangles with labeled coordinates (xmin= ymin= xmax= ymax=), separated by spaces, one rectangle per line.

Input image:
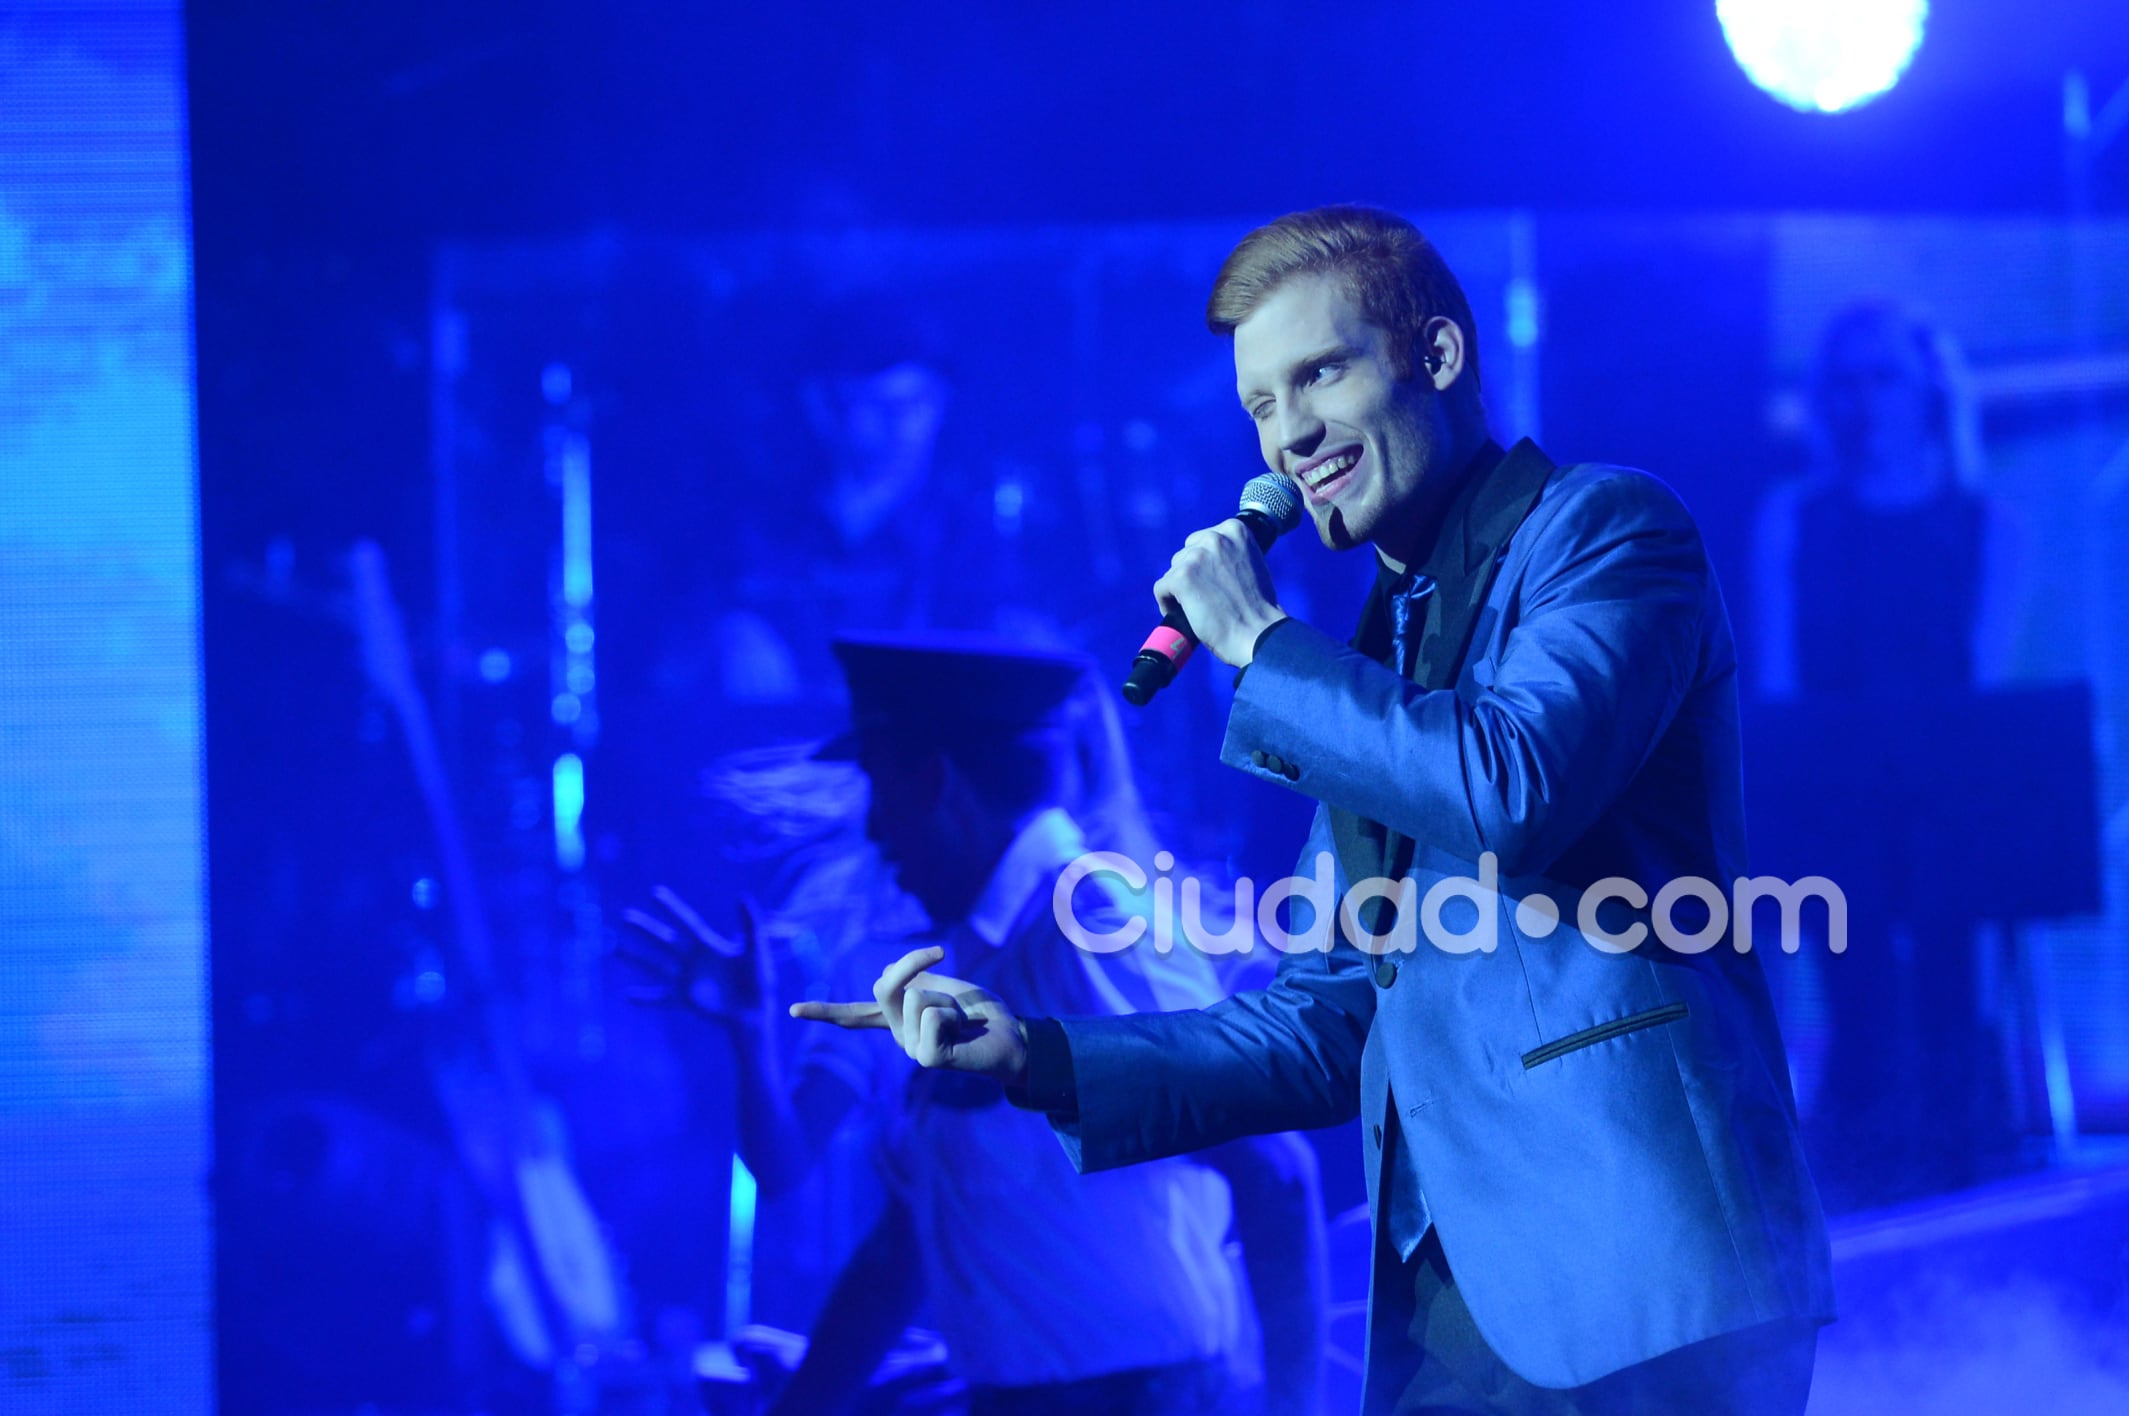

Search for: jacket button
xmin=1372 ymin=1123 xmax=1384 ymax=1148
xmin=1250 ymin=750 xmax=1267 ymax=768
xmin=1282 ymin=762 xmax=1300 ymax=781
xmin=1374 ymin=957 xmax=1399 ymax=988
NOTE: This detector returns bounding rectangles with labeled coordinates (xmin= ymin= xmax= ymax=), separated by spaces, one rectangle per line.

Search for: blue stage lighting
xmin=1717 ymin=0 xmax=1927 ymax=113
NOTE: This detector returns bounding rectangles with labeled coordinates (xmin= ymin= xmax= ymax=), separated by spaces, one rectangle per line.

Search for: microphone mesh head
xmin=1238 ymin=472 xmax=1304 ymax=533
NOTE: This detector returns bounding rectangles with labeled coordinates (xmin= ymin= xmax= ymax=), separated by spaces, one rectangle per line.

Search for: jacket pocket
xmin=1520 ymin=1002 xmax=1687 ymax=1070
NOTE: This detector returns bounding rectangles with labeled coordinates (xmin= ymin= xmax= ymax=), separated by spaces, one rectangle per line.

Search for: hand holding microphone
xmin=1124 ymin=472 xmax=1304 ymax=705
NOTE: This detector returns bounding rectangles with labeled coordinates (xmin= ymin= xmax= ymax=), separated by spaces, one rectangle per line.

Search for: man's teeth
xmin=1307 ymin=451 xmax=1359 ymax=488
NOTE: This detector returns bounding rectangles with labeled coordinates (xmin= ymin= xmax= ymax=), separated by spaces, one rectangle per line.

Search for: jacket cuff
xmin=1005 ymin=1016 xmax=1079 ymax=1118
xmin=1231 ymin=615 xmax=1297 ymax=692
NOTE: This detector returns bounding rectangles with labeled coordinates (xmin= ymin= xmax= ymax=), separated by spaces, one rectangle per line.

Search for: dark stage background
xmin=9 ymin=2 xmax=2129 ymax=1413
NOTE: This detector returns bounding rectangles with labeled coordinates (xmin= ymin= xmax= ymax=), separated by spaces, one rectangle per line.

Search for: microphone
xmin=1122 ymin=472 xmax=1304 ymax=706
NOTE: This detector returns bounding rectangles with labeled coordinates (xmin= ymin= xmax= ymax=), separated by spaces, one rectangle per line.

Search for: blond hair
xmin=1206 ymin=204 xmax=1482 ymax=390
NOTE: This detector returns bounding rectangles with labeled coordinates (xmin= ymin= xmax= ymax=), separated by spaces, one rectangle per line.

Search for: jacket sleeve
xmin=1223 ymin=469 xmax=1713 ymax=881
xmin=1048 ymin=805 xmax=1377 ymax=1172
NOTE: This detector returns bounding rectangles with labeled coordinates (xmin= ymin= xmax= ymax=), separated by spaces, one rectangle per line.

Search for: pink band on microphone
xmin=1139 ymin=625 xmax=1194 ymax=668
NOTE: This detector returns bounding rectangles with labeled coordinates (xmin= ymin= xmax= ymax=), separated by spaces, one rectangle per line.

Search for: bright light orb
xmin=1717 ymin=0 xmax=1928 ymax=114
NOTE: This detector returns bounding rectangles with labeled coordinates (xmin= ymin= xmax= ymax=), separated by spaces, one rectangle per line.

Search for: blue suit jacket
xmin=1049 ymin=459 xmax=1835 ymax=1393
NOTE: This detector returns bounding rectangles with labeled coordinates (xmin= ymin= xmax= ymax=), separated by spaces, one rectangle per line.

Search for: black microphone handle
xmin=1121 ymin=603 xmax=1195 ymax=706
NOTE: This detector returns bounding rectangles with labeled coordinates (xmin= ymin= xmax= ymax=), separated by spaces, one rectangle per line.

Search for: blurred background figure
xmin=1756 ymin=299 xmax=2021 ymax=701
xmin=619 ymin=286 xmax=1073 ymax=921
xmin=657 ymin=291 xmax=1036 ymax=721
xmin=620 ymin=637 xmax=1328 ymax=1416
xmin=622 ymin=739 xmax=920 ymax=1373
xmin=1752 ymin=300 xmax=2026 ymax=1209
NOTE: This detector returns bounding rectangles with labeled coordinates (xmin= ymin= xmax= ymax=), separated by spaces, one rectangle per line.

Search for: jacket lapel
xmin=1415 ymin=438 xmax=1557 ymax=692
xmin=1328 ymin=440 xmax=1558 ymax=897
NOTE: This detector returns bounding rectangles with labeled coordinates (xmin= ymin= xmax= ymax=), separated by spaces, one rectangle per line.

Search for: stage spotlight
xmin=1717 ymin=0 xmax=1927 ymax=114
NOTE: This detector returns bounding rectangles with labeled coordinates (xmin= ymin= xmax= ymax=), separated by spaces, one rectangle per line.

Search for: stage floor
xmin=1812 ymin=1151 xmax=2129 ymax=1413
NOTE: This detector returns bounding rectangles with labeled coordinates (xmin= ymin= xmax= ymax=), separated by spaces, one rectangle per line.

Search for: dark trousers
xmin=1809 ymin=906 xmax=2017 ymax=1211
xmin=1366 ymin=1228 xmax=1818 ymax=1416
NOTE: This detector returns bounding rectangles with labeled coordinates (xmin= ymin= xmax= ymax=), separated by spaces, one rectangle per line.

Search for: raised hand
xmin=616 ymin=886 xmax=775 ymax=1032
xmin=1151 ymin=518 xmax=1287 ymax=667
xmin=790 ymin=945 xmax=1029 ymax=1085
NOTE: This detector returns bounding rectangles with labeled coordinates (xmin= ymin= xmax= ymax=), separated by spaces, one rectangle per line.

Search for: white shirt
xmin=876 ymin=809 xmax=1243 ymax=1387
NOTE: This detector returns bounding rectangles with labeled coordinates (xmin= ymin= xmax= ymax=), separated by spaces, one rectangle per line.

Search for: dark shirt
xmin=1793 ymin=485 xmax=1984 ymax=696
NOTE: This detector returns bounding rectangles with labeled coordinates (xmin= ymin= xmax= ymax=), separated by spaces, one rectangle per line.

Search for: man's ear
xmin=1421 ymin=316 xmax=1468 ymax=391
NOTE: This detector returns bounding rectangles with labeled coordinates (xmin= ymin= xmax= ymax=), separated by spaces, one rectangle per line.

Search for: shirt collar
xmin=1419 ymin=438 xmax=1507 ymax=577
xmin=965 ymin=806 xmax=1087 ymax=948
xmin=1374 ymin=556 xmax=1430 ymax=598
xmin=1359 ymin=438 xmax=1553 ymax=661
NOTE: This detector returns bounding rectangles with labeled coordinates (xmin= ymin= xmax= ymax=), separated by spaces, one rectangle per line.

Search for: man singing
xmin=798 ymin=205 xmax=1836 ymax=1414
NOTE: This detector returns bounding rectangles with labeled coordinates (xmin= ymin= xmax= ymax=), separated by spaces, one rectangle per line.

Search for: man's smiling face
xmin=1233 ymin=271 xmax=1447 ymax=557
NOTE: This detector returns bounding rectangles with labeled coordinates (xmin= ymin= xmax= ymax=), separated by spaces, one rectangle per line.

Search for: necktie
xmin=1387 ymin=572 xmax=1434 ymax=681
xmin=1356 ymin=571 xmax=1434 ymax=932
xmin=1378 ymin=569 xmax=1436 ymax=1260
